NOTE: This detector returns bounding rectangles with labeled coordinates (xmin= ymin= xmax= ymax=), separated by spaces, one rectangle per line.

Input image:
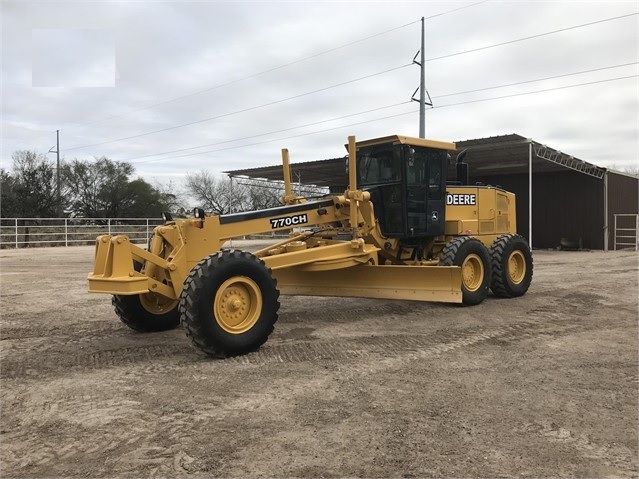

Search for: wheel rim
xmin=462 ymin=253 xmax=484 ymax=292
xmin=507 ymin=250 xmax=527 ymax=284
xmin=214 ymin=276 xmax=262 ymax=334
xmin=139 ymin=293 xmax=178 ymax=315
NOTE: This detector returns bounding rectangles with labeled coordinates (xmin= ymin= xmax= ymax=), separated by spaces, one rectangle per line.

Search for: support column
xmin=528 ymin=141 xmax=533 ymax=249
xmin=603 ymin=171 xmax=609 ymax=251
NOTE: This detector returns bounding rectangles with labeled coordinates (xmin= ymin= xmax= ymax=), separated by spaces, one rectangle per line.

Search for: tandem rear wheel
xmin=179 ymin=250 xmax=280 ymax=358
xmin=439 ymin=236 xmax=492 ymax=306
xmin=489 ymin=233 xmax=533 ymax=298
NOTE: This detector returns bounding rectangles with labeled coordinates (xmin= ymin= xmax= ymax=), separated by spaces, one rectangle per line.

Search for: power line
xmin=121 ymin=101 xmax=412 ymax=162
xmin=133 ymin=108 xmax=420 ymax=164
xmin=64 ymin=63 xmax=413 ymax=152
xmin=432 ymin=62 xmax=638 ymax=99
xmin=431 ymin=74 xmax=638 ymax=110
xmin=423 ymin=0 xmax=489 ymax=20
xmin=125 ymin=62 xmax=636 ymax=163
xmin=426 ymin=12 xmax=638 ymax=63
xmin=58 ymin=1 xmax=488 ymax=133
xmin=133 ymin=74 xmax=637 ymax=165
xmin=59 ymin=23 xmax=421 ymax=134
xmin=64 ymin=11 xmax=637 ymax=154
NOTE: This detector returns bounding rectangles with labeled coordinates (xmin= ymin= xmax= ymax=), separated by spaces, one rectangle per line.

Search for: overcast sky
xmin=1 ymin=0 xmax=637 ymax=185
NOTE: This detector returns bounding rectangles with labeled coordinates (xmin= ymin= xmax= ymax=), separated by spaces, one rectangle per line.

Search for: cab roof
xmin=351 ymin=135 xmax=456 ymax=151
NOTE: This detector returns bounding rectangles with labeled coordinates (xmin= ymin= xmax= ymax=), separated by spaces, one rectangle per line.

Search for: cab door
xmin=404 ymin=146 xmax=446 ymax=237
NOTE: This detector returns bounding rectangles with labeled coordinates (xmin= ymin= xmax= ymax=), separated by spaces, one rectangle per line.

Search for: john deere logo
xmin=446 ymin=194 xmax=476 ymax=205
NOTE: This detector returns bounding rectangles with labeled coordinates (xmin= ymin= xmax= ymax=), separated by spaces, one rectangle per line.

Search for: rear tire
xmin=439 ymin=236 xmax=491 ymax=306
xmin=113 ymin=293 xmax=180 ymax=332
xmin=490 ymin=234 xmax=533 ymax=298
xmin=179 ymin=250 xmax=280 ymax=358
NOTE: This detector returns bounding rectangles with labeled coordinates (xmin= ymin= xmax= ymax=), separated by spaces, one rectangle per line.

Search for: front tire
xmin=112 ymin=293 xmax=180 ymax=332
xmin=439 ymin=236 xmax=491 ymax=306
xmin=490 ymin=234 xmax=533 ymax=298
xmin=179 ymin=250 xmax=280 ymax=358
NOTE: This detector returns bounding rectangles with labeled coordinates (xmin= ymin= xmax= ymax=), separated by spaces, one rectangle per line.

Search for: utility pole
xmin=419 ymin=16 xmax=426 ymax=139
xmin=56 ymin=129 xmax=60 ymax=216
xmin=48 ymin=130 xmax=61 ymax=217
xmin=412 ymin=17 xmax=431 ymax=138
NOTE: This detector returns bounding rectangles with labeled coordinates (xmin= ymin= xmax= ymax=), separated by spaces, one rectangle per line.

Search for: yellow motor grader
xmin=88 ymin=135 xmax=533 ymax=357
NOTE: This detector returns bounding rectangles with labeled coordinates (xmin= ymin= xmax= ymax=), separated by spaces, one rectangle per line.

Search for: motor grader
xmin=88 ymin=134 xmax=533 ymax=358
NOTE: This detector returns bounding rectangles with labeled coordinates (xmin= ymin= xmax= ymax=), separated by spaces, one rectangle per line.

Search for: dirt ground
xmin=0 ymin=243 xmax=637 ymax=478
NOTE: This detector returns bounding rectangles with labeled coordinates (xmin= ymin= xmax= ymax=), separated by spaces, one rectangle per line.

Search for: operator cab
xmin=353 ymin=135 xmax=455 ymax=240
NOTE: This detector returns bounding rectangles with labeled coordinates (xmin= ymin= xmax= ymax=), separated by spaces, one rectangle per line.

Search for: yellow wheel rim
xmin=214 ymin=276 xmax=262 ymax=334
xmin=139 ymin=293 xmax=178 ymax=315
xmin=508 ymin=251 xmax=526 ymax=284
xmin=462 ymin=253 xmax=484 ymax=292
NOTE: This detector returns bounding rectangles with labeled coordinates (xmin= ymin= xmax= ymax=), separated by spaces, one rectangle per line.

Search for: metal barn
xmin=226 ymin=134 xmax=639 ymax=251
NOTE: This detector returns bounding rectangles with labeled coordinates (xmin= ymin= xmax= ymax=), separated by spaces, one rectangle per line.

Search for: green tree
xmin=62 ymin=157 xmax=171 ymax=218
xmin=62 ymin=157 xmax=133 ymax=217
xmin=121 ymin=179 xmax=169 ymax=217
xmin=0 ymin=169 xmax=19 ymax=217
xmin=1 ymin=151 xmax=63 ymax=218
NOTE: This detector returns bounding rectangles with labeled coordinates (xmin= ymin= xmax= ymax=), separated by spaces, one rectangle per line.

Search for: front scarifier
xmin=88 ymin=133 xmax=533 ymax=358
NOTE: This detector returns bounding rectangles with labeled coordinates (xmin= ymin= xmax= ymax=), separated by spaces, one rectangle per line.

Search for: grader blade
xmin=273 ymin=264 xmax=463 ymax=303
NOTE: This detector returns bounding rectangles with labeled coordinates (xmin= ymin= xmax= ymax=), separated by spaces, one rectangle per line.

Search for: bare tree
xmin=244 ymin=180 xmax=284 ymax=210
xmin=153 ymin=179 xmax=189 ymax=212
xmin=184 ymin=171 xmax=249 ymax=214
xmin=184 ymin=172 xmax=330 ymax=215
xmin=235 ymin=178 xmax=329 ymax=210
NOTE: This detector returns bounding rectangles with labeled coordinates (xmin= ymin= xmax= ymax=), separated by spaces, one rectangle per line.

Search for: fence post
xmin=65 ymin=218 xmax=68 ymax=247
xmin=14 ymin=218 xmax=18 ymax=248
xmin=108 ymin=219 xmax=111 ymax=235
xmin=146 ymin=219 xmax=149 ymax=239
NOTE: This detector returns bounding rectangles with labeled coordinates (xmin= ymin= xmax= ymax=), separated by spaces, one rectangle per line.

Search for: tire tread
xmin=179 ymin=250 xmax=280 ymax=358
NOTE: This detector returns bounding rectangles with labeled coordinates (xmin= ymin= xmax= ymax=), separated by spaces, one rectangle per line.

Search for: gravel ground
xmin=0 ymin=244 xmax=637 ymax=478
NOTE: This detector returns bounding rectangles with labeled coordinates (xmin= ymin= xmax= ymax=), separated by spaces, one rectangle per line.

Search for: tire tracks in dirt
xmin=1 ymin=300 xmax=593 ymax=381
xmin=0 ymin=313 xmax=602 ymax=476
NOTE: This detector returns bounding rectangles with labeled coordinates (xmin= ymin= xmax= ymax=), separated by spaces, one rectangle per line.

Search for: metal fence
xmin=0 ymin=217 xmax=164 ymax=249
xmin=613 ymin=214 xmax=639 ymax=251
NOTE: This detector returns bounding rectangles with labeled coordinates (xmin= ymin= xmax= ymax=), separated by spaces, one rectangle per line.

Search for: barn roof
xmin=225 ymin=134 xmax=607 ymax=189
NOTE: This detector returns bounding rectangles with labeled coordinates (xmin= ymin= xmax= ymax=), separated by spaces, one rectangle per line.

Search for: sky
xmin=1 ymin=0 xmax=638 ymax=186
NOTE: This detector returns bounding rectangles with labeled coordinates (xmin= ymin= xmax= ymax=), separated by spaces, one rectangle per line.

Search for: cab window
xmin=357 ymin=147 xmax=401 ymax=186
